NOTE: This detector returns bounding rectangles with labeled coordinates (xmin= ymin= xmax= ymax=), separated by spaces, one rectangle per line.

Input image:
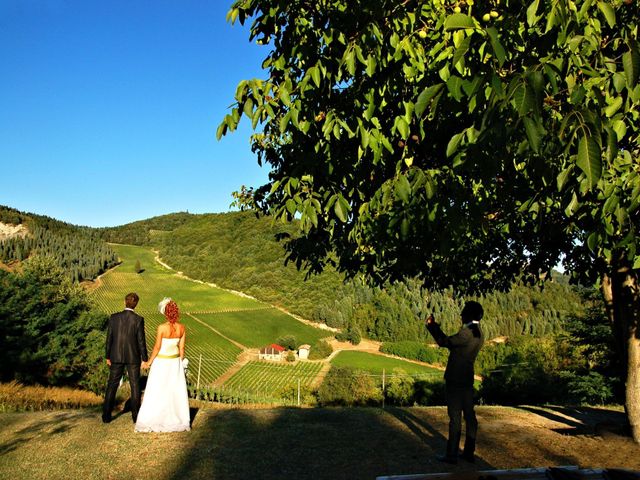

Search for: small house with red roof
xmin=259 ymin=343 xmax=286 ymax=361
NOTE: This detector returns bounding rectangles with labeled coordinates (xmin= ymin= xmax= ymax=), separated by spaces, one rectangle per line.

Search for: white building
xmin=297 ymin=344 xmax=311 ymax=360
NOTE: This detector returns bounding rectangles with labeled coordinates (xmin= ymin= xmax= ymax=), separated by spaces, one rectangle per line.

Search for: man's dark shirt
xmin=427 ymin=322 xmax=484 ymax=388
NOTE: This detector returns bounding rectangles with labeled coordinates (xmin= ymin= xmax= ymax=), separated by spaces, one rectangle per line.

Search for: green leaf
xmin=565 ymin=192 xmax=579 ymax=217
xmin=286 ymin=199 xmax=297 ymax=215
xmin=279 ymin=85 xmax=291 ymax=106
xmin=604 ymin=96 xmax=622 ymax=117
xmin=305 ymin=204 xmax=318 ymax=228
xmin=396 ymin=117 xmax=409 ymax=139
xmin=311 ymin=66 xmax=321 ymax=88
xmin=623 ymin=42 xmax=640 ymax=88
xmin=576 ymin=135 xmax=602 ymax=189
xmin=610 ymin=74 xmax=625 ymax=94
xmin=605 ymin=126 xmax=618 ymax=163
xmin=334 ymin=195 xmax=350 ymax=222
xmin=557 ymin=165 xmax=573 ymax=191
xmin=243 ymin=98 xmax=254 ymax=118
xmin=216 ymin=122 xmax=227 ymax=140
xmin=446 ymin=75 xmax=464 ymax=102
xmin=444 ymin=13 xmax=476 ymax=31
xmin=597 ymin=1 xmax=616 ymax=28
xmin=634 ymin=256 xmax=640 ymax=270
xmin=360 ymin=127 xmax=370 ymax=149
xmin=345 ymin=49 xmax=356 ymax=76
xmin=587 ymin=232 xmax=598 ymax=252
xmin=415 ymin=84 xmax=444 ymax=117
xmin=612 ymin=119 xmax=627 ymax=140
xmin=485 ymin=27 xmax=506 ymax=67
xmin=400 ymin=217 xmax=410 ymax=240
xmin=513 ymin=82 xmax=535 ymax=116
xmin=452 ymin=35 xmax=471 ymax=68
xmin=545 ymin=6 xmax=559 ymax=33
xmin=279 ymin=111 xmax=291 ymax=133
xmin=523 ymin=117 xmax=541 ymax=153
xmin=446 ymin=132 xmax=464 ymax=157
xmin=395 ymin=175 xmax=411 ymax=203
xmin=366 ymin=55 xmax=376 ymax=77
xmin=527 ymin=0 xmax=540 ymax=26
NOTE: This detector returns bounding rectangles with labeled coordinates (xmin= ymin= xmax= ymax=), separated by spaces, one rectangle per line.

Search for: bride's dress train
xmin=135 ymin=337 xmax=190 ymax=432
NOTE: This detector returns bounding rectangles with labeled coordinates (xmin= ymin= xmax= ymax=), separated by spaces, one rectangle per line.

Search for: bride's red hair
xmin=164 ymin=300 xmax=180 ymax=324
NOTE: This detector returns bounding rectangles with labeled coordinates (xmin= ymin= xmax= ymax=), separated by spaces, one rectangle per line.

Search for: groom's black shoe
xmin=102 ymin=415 xmax=112 ymax=424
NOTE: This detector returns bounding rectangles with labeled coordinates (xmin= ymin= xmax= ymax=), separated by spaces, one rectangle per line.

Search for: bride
xmin=135 ymin=298 xmax=190 ymax=432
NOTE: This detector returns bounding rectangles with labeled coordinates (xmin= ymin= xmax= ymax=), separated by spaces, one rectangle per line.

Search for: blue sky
xmin=0 ymin=1 xmax=269 ymax=227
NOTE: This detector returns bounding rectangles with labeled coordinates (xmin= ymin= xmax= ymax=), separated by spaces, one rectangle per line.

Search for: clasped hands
xmin=141 ymin=361 xmax=151 ymax=370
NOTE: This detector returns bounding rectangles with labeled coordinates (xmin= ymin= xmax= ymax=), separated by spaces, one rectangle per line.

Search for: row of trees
xmin=0 ymin=206 xmax=118 ymax=281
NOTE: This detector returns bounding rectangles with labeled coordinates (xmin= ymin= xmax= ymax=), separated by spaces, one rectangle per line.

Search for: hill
xmin=99 ymin=210 xmax=587 ymax=343
xmin=0 ymin=205 xmax=117 ymax=281
xmin=0 ymin=405 xmax=635 ymax=479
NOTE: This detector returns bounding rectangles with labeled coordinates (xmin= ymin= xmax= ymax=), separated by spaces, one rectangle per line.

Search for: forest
xmin=0 ymin=206 xmax=118 ymax=281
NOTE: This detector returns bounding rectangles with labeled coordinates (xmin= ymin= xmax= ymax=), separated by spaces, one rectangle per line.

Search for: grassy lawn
xmin=193 ymin=310 xmax=330 ymax=348
xmin=332 ymin=351 xmax=443 ymax=378
xmin=1 ymin=405 xmax=636 ymax=479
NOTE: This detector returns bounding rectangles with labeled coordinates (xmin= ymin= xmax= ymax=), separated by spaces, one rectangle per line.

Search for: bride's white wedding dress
xmin=135 ymin=337 xmax=190 ymax=432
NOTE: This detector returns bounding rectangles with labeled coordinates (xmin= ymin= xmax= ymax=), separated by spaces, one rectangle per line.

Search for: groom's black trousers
xmin=446 ymin=385 xmax=478 ymax=458
xmin=103 ymin=363 xmax=142 ymax=422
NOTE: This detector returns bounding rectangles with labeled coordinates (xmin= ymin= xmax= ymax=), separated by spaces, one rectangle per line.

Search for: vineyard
xmin=90 ymin=244 xmax=447 ymax=403
xmin=90 ymin=244 xmax=330 ymax=390
xmin=224 ymin=360 xmax=323 ymax=397
xmin=191 ymin=310 xmax=330 ymax=348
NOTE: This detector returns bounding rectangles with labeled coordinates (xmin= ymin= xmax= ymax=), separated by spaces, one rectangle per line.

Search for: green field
xmin=192 ymin=310 xmax=330 ymax=348
xmin=224 ymin=360 xmax=323 ymax=395
xmin=331 ymin=351 xmax=443 ymax=379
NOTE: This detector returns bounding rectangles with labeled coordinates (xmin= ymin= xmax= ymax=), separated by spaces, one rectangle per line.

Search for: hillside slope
xmin=0 ymin=205 xmax=117 ymax=281
xmin=99 ymin=210 xmax=586 ymax=342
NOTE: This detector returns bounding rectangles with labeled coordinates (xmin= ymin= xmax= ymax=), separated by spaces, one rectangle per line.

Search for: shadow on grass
xmin=0 ymin=411 xmax=87 ymax=456
xmin=517 ymin=406 xmax=629 ymax=437
xmin=166 ymin=407 xmax=495 ymax=480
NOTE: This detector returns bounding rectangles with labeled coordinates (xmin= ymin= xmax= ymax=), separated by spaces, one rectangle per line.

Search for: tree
xmin=230 ymin=185 xmax=258 ymax=211
xmin=221 ymin=0 xmax=640 ymax=438
xmin=0 ymin=256 xmax=108 ymax=390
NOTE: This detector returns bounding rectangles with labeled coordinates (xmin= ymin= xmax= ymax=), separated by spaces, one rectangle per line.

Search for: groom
xmin=102 ymin=292 xmax=148 ymax=424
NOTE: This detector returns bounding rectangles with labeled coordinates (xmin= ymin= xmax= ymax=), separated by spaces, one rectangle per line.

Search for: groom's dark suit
xmin=427 ymin=320 xmax=483 ymax=461
xmin=102 ymin=308 xmax=148 ymax=423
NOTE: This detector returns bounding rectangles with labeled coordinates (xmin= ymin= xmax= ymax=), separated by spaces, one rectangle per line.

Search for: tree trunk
xmin=605 ymin=257 xmax=640 ymax=442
